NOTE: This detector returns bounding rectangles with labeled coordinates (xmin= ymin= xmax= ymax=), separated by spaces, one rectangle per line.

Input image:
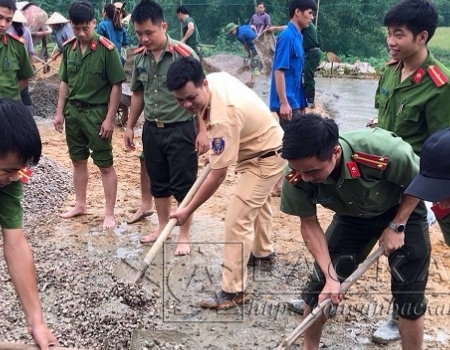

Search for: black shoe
xmin=198 ymin=290 xmax=251 ymax=310
xmin=247 ymin=252 xmax=277 ymax=266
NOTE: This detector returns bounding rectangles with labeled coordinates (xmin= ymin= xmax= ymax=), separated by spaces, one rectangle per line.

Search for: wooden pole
xmin=315 ymin=0 xmax=320 ymax=27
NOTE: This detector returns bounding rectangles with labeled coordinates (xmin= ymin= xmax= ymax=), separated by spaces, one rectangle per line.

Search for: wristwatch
xmin=388 ymin=221 xmax=406 ymax=233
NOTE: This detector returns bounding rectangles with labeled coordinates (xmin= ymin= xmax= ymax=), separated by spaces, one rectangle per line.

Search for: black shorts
xmin=142 ymin=119 xmax=198 ymax=203
xmin=302 ymin=203 xmax=431 ymax=320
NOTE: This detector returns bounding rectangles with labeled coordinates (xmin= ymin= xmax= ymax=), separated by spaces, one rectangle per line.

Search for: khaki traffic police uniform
xmin=0 ymin=33 xmax=34 ymax=100
xmin=376 ymin=52 xmax=450 ymax=245
xmin=281 ymin=128 xmax=430 ymax=318
xmin=131 ymin=36 xmax=200 ymax=202
xmin=59 ymin=33 xmax=126 ymax=168
xmin=205 ymin=72 xmax=285 ymax=293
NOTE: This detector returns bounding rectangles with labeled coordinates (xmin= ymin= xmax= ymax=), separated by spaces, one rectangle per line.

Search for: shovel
xmin=276 ymin=245 xmax=385 ymax=350
xmin=114 ymin=164 xmax=211 ymax=285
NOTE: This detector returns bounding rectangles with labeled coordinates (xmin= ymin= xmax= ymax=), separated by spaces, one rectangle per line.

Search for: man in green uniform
xmin=176 ymin=5 xmax=203 ymax=61
xmin=53 ymin=1 xmax=126 ymax=230
xmin=0 ymin=0 xmax=34 ymax=100
xmin=0 ymin=98 xmax=58 ymax=349
xmin=124 ymin=0 xmax=208 ymax=256
xmin=371 ymin=0 xmax=450 ymax=342
xmin=301 ymin=23 xmax=320 ymax=108
xmin=281 ymin=113 xmax=430 ymax=350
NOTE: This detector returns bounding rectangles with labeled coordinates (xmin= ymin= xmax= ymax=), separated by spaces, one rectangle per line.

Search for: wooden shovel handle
xmin=134 ymin=164 xmax=211 ymax=283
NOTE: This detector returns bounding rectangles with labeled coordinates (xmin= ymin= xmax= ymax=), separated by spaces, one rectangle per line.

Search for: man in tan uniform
xmin=167 ymin=56 xmax=285 ymax=309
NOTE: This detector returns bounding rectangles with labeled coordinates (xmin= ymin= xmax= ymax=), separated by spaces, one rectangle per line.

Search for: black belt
xmin=146 ymin=118 xmax=193 ymax=128
xmin=260 ymin=149 xmax=282 ymax=159
xmin=69 ymin=100 xmax=108 ymax=109
xmin=306 ymin=47 xmax=320 ymax=53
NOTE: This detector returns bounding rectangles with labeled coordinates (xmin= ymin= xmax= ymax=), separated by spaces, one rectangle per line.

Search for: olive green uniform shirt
xmin=0 ymin=182 xmax=23 ymax=229
xmin=376 ymin=52 xmax=450 ymax=155
xmin=59 ymin=33 xmax=126 ymax=104
xmin=182 ymin=16 xmax=201 ymax=49
xmin=0 ymin=33 xmax=34 ymax=100
xmin=130 ymin=35 xmax=198 ymax=123
xmin=280 ymin=128 xmax=419 ymax=218
xmin=301 ymin=23 xmax=319 ymax=51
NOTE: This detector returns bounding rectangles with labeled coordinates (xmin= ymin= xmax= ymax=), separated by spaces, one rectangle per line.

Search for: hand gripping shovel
xmin=132 ymin=163 xmax=211 ymax=284
xmin=276 ymin=245 xmax=385 ymax=350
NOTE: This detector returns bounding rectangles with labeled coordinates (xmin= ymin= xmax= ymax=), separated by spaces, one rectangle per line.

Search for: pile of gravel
xmin=29 ymin=79 xmax=59 ymax=118
xmin=22 ymin=156 xmax=73 ymax=224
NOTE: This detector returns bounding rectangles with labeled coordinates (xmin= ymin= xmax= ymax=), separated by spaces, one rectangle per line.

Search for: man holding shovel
xmin=166 ymin=56 xmax=285 ymax=309
xmin=280 ymin=114 xmax=430 ymax=350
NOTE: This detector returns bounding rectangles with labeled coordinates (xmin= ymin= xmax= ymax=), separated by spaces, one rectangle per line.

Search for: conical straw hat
xmin=13 ymin=10 xmax=28 ymax=24
xmin=46 ymin=12 xmax=69 ymax=25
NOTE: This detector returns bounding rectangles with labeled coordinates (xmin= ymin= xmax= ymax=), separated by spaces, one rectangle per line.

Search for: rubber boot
xmin=372 ymin=309 xmax=400 ymax=344
xmin=305 ymin=88 xmax=315 ymax=108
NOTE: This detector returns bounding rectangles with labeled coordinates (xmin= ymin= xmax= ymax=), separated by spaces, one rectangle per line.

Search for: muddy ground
xmin=0 ymin=55 xmax=450 ymax=350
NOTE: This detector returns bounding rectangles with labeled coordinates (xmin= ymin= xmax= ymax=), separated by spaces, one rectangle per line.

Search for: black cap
xmin=405 ymin=128 xmax=450 ymax=202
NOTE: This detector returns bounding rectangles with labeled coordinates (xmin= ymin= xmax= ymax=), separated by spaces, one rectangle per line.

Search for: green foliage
xmin=428 ymin=27 xmax=450 ymax=67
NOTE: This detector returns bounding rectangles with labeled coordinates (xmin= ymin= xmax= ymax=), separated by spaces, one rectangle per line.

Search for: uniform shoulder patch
xmin=285 ymin=170 xmax=301 ymax=185
xmin=427 ymin=65 xmax=449 ymax=88
xmin=99 ymin=36 xmax=115 ymax=51
xmin=134 ymin=46 xmax=146 ymax=55
xmin=63 ymin=37 xmax=77 ymax=47
xmin=173 ymin=43 xmax=192 ymax=57
xmin=351 ymin=152 xmax=389 ymax=171
xmin=7 ymin=32 xmax=25 ymax=44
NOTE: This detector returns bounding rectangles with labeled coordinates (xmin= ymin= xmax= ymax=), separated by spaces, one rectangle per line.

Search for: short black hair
xmin=0 ymin=0 xmax=15 ymax=11
xmin=68 ymin=1 xmax=95 ymax=25
xmin=282 ymin=113 xmax=339 ymax=161
xmin=384 ymin=0 xmax=438 ymax=42
xmin=176 ymin=5 xmax=189 ymax=15
xmin=167 ymin=56 xmax=205 ymax=91
xmin=131 ymin=0 xmax=164 ymax=25
xmin=0 ymin=98 xmax=41 ymax=166
xmin=257 ymin=2 xmax=265 ymax=6
xmin=288 ymin=0 xmax=317 ymax=19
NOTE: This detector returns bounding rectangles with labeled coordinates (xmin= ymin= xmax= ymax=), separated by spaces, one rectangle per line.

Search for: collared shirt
xmin=249 ymin=12 xmax=271 ymax=34
xmin=301 ymin=23 xmax=319 ymax=52
xmin=0 ymin=181 xmax=23 ymax=229
xmin=130 ymin=35 xmax=198 ymax=123
xmin=54 ymin=23 xmax=74 ymax=52
xmin=236 ymin=25 xmax=257 ymax=52
xmin=182 ymin=16 xmax=201 ymax=49
xmin=7 ymin=25 xmax=34 ymax=56
xmin=0 ymin=33 xmax=34 ymax=100
xmin=206 ymin=72 xmax=283 ymax=169
xmin=376 ymin=52 xmax=450 ymax=155
xmin=269 ymin=21 xmax=306 ymax=111
xmin=59 ymin=32 xmax=126 ymax=104
xmin=280 ymin=128 xmax=419 ymax=218
xmin=97 ymin=18 xmax=128 ymax=52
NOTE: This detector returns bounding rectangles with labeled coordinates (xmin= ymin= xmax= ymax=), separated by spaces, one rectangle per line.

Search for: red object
xmin=346 ymin=161 xmax=361 ymax=178
xmin=412 ymin=68 xmax=425 ymax=84
xmin=431 ymin=202 xmax=450 ymax=220
xmin=18 ymin=168 xmax=33 ymax=184
xmin=428 ymin=65 xmax=449 ymax=87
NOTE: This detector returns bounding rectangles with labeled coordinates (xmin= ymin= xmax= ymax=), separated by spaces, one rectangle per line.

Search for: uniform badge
xmin=19 ymin=168 xmax=32 ymax=184
xmin=90 ymin=40 xmax=97 ymax=51
xmin=346 ymin=161 xmax=361 ymax=178
xmin=211 ymin=137 xmax=225 ymax=155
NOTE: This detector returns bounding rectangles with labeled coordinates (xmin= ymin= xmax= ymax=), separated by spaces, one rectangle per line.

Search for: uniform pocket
xmin=2 ymin=58 xmax=19 ymax=83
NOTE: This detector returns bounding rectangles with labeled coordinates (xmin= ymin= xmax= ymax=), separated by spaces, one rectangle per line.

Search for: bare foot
xmin=103 ymin=215 xmax=116 ymax=230
xmin=60 ymin=206 xmax=87 ymax=219
xmin=127 ymin=209 xmax=154 ymax=224
xmin=140 ymin=230 xmax=173 ymax=244
xmin=174 ymin=242 xmax=190 ymax=256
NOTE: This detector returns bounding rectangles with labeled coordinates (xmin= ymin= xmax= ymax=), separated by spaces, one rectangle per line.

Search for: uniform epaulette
xmin=427 ymin=65 xmax=449 ymax=88
xmin=351 ymin=152 xmax=389 ymax=170
xmin=7 ymin=32 xmax=25 ymax=44
xmin=285 ymin=170 xmax=301 ymax=185
xmin=134 ymin=46 xmax=146 ymax=55
xmin=386 ymin=59 xmax=399 ymax=66
xmin=99 ymin=36 xmax=115 ymax=51
xmin=63 ymin=37 xmax=77 ymax=47
xmin=172 ymin=43 xmax=192 ymax=57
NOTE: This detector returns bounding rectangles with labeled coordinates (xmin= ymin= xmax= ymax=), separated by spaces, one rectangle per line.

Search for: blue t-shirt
xmin=236 ymin=25 xmax=257 ymax=52
xmin=269 ymin=22 xmax=307 ymax=111
xmin=97 ymin=19 xmax=128 ymax=53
